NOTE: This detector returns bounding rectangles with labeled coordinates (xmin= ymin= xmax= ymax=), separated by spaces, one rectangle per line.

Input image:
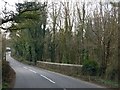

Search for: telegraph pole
xmin=0 ymin=20 xmax=2 ymax=90
xmin=2 ymin=33 xmax=6 ymax=61
xmin=118 ymin=2 xmax=120 ymax=88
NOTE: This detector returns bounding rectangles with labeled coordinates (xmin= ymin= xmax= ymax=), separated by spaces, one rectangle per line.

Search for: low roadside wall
xmin=37 ymin=61 xmax=82 ymax=76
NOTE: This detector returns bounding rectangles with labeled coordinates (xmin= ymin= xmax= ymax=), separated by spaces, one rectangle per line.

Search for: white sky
xmin=0 ymin=0 xmax=119 ymax=26
xmin=0 ymin=0 xmax=119 ymax=38
xmin=0 ymin=0 xmax=119 ymax=14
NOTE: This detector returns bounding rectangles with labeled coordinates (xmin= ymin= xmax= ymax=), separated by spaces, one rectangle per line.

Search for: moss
xmin=2 ymin=60 xmax=16 ymax=89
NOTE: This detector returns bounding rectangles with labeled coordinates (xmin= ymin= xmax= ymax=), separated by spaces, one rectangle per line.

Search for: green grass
xmin=2 ymin=83 xmax=9 ymax=89
xmin=97 ymin=79 xmax=119 ymax=88
xmin=12 ymin=55 xmax=35 ymax=65
xmin=0 ymin=83 xmax=2 ymax=90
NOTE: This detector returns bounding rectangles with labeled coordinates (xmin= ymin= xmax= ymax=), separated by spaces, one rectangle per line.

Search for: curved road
xmin=6 ymin=54 xmax=105 ymax=89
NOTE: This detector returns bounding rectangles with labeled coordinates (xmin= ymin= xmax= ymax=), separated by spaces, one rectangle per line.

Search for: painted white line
xmin=23 ymin=67 xmax=37 ymax=73
xmin=23 ymin=67 xmax=28 ymax=69
xmin=40 ymin=74 xmax=55 ymax=84
xmin=29 ymin=69 xmax=37 ymax=74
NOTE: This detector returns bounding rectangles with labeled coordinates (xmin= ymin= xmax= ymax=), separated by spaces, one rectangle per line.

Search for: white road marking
xmin=40 ymin=74 xmax=55 ymax=84
xmin=28 ymin=69 xmax=37 ymax=74
xmin=23 ymin=67 xmax=37 ymax=73
xmin=23 ymin=67 xmax=54 ymax=83
xmin=23 ymin=67 xmax=28 ymax=69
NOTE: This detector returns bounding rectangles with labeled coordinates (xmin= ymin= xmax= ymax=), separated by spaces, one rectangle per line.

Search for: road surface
xmin=6 ymin=54 xmax=105 ymax=89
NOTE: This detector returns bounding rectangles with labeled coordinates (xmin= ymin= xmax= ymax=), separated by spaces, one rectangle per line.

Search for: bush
xmin=82 ymin=60 xmax=99 ymax=76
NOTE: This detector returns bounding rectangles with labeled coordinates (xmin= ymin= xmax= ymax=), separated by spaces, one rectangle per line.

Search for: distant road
xmin=6 ymin=54 xmax=105 ymax=89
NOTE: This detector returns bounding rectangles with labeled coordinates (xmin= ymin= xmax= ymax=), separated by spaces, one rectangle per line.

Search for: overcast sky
xmin=0 ymin=0 xmax=119 ymax=13
xmin=0 ymin=0 xmax=119 ymax=26
xmin=0 ymin=0 xmax=119 ymax=37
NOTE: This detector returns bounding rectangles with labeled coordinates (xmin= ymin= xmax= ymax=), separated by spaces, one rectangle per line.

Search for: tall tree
xmin=10 ymin=1 xmax=47 ymax=64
